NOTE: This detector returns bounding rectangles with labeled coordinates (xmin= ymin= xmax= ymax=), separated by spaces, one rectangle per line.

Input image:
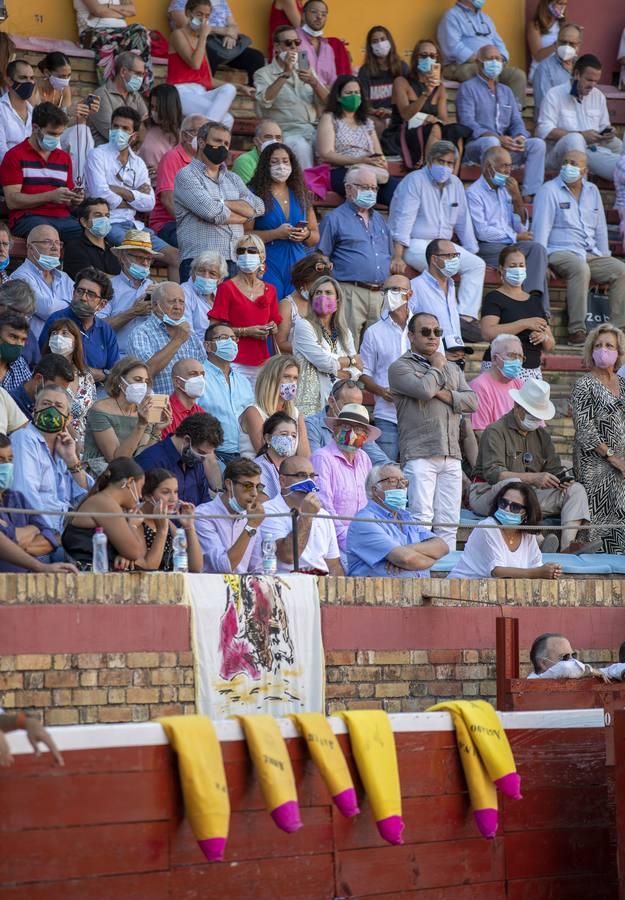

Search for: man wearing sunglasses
xmin=254 ymin=25 xmax=329 ymax=170
xmin=528 ymin=632 xmax=589 ymax=679
xmin=388 ymin=312 xmax=477 ymax=553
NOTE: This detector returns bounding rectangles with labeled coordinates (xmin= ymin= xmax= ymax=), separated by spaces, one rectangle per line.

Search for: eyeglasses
xmin=0 ymin=240 xmax=10 ymax=250
xmin=233 ymin=480 xmax=266 ymax=493
xmin=212 ymin=333 xmax=238 ymax=343
xmin=498 ymin=498 xmax=527 ymax=514
xmin=377 ymin=476 xmax=409 ymax=488
xmin=235 ymin=247 xmax=260 ymax=256
xmin=351 ymin=182 xmax=377 ymax=191
xmin=115 ymin=164 xmax=137 ymax=188
xmin=74 ymin=286 xmax=102 ymax=302
xmin=281 ymin=38 xmax=302 ymax=47
xmin=418 ymin=327 xmax=443 ymax=338
xmin=436 ymin=252 xmax=461 ymax=260
xmin=31 ymin=239 xmax=62 ymax=250
xmin=545 ymin=652 xmax=578 ymax=663
xmin=283 ymin=471 xmax=318 ymax=480
xmin=499 ymin=352 xmax=524 ymax=362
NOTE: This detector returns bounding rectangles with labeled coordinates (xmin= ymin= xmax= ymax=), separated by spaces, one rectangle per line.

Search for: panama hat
xmin=112 ymin=228 xmax=157 ymax=255
xmin=509 ymin=378 xmax=555 ymax=420
xmin=324 ymin=403 xmax=382 ymax=441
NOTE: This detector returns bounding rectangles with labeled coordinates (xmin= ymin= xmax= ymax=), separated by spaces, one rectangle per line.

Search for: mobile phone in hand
xmin=295 ymin=220 xmax=308 ymax=230
xmin=298 ymin=50 xmax=309 ymax=70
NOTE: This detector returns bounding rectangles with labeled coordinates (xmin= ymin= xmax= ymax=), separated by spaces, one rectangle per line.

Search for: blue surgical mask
xmin=237 ymin=253 xmax=260 ymax=273
xmin=109 ymin=128 xmax=131 ymax=150
xmin=473 ymin=0 xmax=486 ymax=8
xmin=194 ymin=275 xmax=218 ymax=295
xmin=439 ymin=257 xmax=460 ymax=278
xmin=383 ymin=488 xmax=408 ymax=510
xmin=354 ymin=189 xmax=377 ymax=209
xmin=0 ymin=256 xmax=10 ymax=271
xmin=288 ymin=478 xmax=318 ymax=494
xmin=560 ymin=163 xmax=581 ymax=184
xmin=504 ymin=267 xmax=527 ymax=286
xmin=37 ymin=253 xmax=60 ymax=271
xmin=213 ymin=337 xmax=238 ymax=362
xmin=492 ymin=170 xmax=508 ymax=188
xmin=125 ymin=74 xmax=143 ymax=93
xmin=39 ymin=132 xmax=61 ymax=152
xmin=190 ymin=16 xmax=202 ymax=29
xmin=494 ymin=507 xmax=522 ymax=527
xmin=128 ymin=262 xmax=150 ymax=281
xmin=417 ymin=56 xmax=434 ymax=74
xmin=500 ymin=358 xmax=523 ymax=379
xmin=0 ymin=462 xmax=13 ymax=490
xmin=229 ymin=492 xmax=246 ymax=515
xmin=90 ymin=216 xmax=112 ymax=238
xmin=483 ymin=59 xmax=503 ymax=79
xmin=159 ymin=304 xmax=186 ymax=327
xmin=429 ymin=163 xmax=451 ymax=185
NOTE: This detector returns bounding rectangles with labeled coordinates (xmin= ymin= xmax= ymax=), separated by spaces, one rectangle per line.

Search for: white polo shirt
xmin=360 ymin=314 xmax=409 ymax=424
xmin=260 ymin=494 xmax=339 ymax=573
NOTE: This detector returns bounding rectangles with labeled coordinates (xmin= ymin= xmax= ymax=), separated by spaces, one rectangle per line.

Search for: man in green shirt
xmin=232 ymin=118 xmax=283 ymax=184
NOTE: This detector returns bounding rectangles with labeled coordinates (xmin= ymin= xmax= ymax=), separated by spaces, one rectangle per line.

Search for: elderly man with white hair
xmin=127 ymin=281 xmax=207 ymax=394
xmin=182 ymin=250 xmax=229 ymax=342
xmin=233 ymin=118 xmax=283 ymax=184
xmin=346 ymin=463 xmax=448 ymax=577
xmin=470 ymin=333 xmax=524 ymax=436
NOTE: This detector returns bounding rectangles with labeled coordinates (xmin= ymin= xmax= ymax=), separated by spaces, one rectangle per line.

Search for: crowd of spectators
xmin=0 ymin=0 xmax=623 ymax=577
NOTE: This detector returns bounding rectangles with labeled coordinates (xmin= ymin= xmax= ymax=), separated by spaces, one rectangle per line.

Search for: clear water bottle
xmin=92 ymin=527 xmax=109 ymax=573
xmin=173 ymin=527 xmax=189 ymax=573
xmin=261 ymin=539 xmax=277 ymax=576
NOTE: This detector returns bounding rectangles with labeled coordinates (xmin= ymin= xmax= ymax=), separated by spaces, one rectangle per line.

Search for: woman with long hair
xmin=41 ymin=318 xmax=96 ymax=451
xmin=138 ymin=83 xmax=183 ymax=175
xmin=239 ymin=354 xmax=310 ymax=458
xmin=527 ymin=0 xmax=568 ymax=81
xmin=448 ymin=481 xmax=562 ymax=579
xmin=136 ymin=467 xmax=202 ymax=571
xmin=249 ymin=142 xmax=319 ymax=297
xmin=316 ymin=74 xmax=399 ymax=206
xmin=254 ymin=410 xmax=299 ymax=499
xmin=382 ymin=38 xmax=470 ymax=171
xmin=73 ymin=0 xmax=153 ymax=89
xmin=276 ymin=252 xmax=333 ymax=353
xmin=292 ymin=275 xmax=362 ymax=414
xmin=358 ymin=26 xmax=408 ymax=135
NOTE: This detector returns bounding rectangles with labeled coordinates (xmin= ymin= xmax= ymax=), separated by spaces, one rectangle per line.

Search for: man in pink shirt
xmin=311 ymin=403 xmax=378 ymax=558
xmin=150 ymin=113 xmax=209 ymax=247
xmin=297 ymin=0 xmax=337 ymax=89
xmin=470 ymin=333 xmax=524 ymax=436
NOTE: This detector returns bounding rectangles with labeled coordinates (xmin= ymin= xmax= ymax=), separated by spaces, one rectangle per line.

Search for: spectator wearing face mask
xmin=233 ymin=118 xmax=283 ymax=184
xmin=408 ymin=239 xmax=465 ymax=345
xmin=261 ymin=454 xmax=342 ymax=574
xmin=159 ymin=357 xmax=206 ymax=439
xmin=83 ymin=358 xmax=169 ymax=477
xmin=532 ymin=22 xmax=583 ymax=115
xmin=253 ymin=410 xmax=299 ymax=499
xmin=40 ymin=318 xmax=96 ymax=451
xmin=39 ymin=267 xmax=119 ymax=389
xmin=526 ymin=0 xmax=568 ymax=82
xmin=347 ymin=464 xmax=448 ymax=577
xmin=99 ymin=229 xmax=155 ymax=355
xmin=480 ymin=246 xmax=554 ymax=382
xmin=61 ymin=457 xmax=147 ymax=571
xmin=311 ymin=403 xmax=377 ymax=556
xmin=360 ymin=276 xmax=411 ymax=463
xmin=181 ymin=250 xmax=227 ymax=343
xmin=134 ymin=467 xmax=203 ymax=572
xmin=62 ymin=198 xmax=122 ymax=281
xmin=0 ymin=312 xmax=31 ymax=393
xmin=276 ymin=252 xmax=333 ymax=354
xmin=0 ymin=60 xmax=35 ymax=165
xmin=528 ymin=632 xmax=587 ymax=678
xmin=449 ymin=481 xmax=562 ymax=580
xmin=470 ymin=334 xmax=524 ymax=436
xmin=296 ymin=0 xmax=336 ymax=88
xmin=0 ymin=432 xmax=62 ymax=568
xmin=443 ymin=334 xmax=478 ymax=505
xmin=198 ymin=322 xmax=254 ymax=464
xmin=239 ymin=354 xmax=310 ymax=460
xmin=87 ymin=52 xmax=149 ymax=147
xmin=470 ymin=378 xmax=591 ymax=552
xmin=11 ymin=385 xmax=92 ymax=533
xmin=135 ymin=411 xmax=224 ymax=505
xmin=195 ymin=458 xmax=265 ymax=574
xmin=358 ymin=27 xmax=408 ymax=136
xmin=9 ymin=353 xmax=73 ymax=420
xmin=249 ymin=143 xmax=319 ymax=298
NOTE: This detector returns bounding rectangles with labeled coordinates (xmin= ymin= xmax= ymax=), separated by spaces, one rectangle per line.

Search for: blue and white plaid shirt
xmin=127 ymin=314 xmax=207 ymax=395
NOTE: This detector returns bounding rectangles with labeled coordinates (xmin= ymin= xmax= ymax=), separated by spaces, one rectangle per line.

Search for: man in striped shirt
xmin=0 ymin=101 xmax=83 ymax=240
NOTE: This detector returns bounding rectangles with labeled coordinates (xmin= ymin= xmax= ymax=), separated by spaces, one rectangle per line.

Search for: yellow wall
xmin=1 ymin=0 xmax=527 ymax=68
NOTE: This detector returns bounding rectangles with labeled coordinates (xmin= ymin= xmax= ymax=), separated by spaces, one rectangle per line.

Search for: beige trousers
xmin=548 ymin=252 xmax=625 ymax=335
xmin=338 ymin=282 xmax=383 ymax=349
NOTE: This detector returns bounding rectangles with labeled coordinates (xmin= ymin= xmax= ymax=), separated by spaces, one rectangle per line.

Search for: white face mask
xmin=190 ymin=136 xmax=198 ymax=152
xmin=540 ymin=658 xmax=586 ymax=679
xmin=179 ymin=374 xmax=205 ymax=398
xmin=270 ymin=163 xmax=292 ymax=182
xmin=302 ymin=23 xmax=323 ymax=37
xmin=49 ymin=74 xmax=71 ymax=91
xmin=520 ymin=411 xmax=541 ymax=431
xmin=556 ymin=43 xmax=576 ymax=62
xmin=49 ymin=333 xmax=74 ymax=356
xmin=121 ymin=379 xmax=148 ymax=405
xmin=371 ymin=39 xmax=391 ymax=58
xmin=384 ymin=289 xmax=407 ymax=312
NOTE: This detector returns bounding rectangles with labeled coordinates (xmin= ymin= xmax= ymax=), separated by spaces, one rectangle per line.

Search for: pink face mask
xmin=312 ymin=292 xmax=337 ymax=315
xmin=592 ymin=347 xmax=618 ymax=369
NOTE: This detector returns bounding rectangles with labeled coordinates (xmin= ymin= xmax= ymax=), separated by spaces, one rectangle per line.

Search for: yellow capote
xmin=238 ymin=714 xmax=303 ymax=832
xmin=336 ymin=710 xmax=404 ymax=844
xmin=159 ymin=715 xmax=230 ymax=861
xmin=427 ymin=700 xmax=521 ymax=839
xmin=291 ymin=713 xmax=360 ymax=817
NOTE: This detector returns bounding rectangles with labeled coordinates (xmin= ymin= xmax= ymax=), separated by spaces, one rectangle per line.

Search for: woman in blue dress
xmin=249 ymin=143 xmax=319 ymax=298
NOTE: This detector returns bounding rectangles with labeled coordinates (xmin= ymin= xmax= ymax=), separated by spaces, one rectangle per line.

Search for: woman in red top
xmin=268 ymin=0 xmax=303 ymax=56
xmin=209 ymin=234 xmax=282 ymax=388
xmin=167 ymin=0 xmax=240 ymax=127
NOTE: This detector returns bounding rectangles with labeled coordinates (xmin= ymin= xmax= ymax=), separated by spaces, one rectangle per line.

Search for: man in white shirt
xmin=99 ymin=229 xmax=155 ymax=355
xmin=261 ymin=455 xmax=342 ymax=574
xmin=360 ymin=275 xmax=411 ymax=463
xmin=85 ymin=105 xmax=178 ymax=280
xmin=0 ymin=59 xmax=34 ymax=164
xmin=409 ymin=239 xmax=463 ymax=344
xmin=536 ymin=53 xmax=623 ymax=181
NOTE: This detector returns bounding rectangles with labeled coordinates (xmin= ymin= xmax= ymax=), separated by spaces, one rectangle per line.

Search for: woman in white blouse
xmin=292 ymin=276 xmax=363 ymax=416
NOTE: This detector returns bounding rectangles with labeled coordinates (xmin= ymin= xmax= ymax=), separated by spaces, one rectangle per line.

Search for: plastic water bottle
xmin=173 ymin=528 xmax=189 ymax=572
xmin=92 ymin=527 xmax=109 ymax=573
xmin=262 ymin=539 xmax=277 ymax=576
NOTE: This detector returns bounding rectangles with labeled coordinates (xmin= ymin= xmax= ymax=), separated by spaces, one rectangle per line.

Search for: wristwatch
xmin=606 ymin=448 xmax=615 ymax=458
xmin=244 ymin=524 xmax=257 ymax=537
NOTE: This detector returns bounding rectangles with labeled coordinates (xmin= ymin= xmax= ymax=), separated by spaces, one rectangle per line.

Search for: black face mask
xmin=12 ymin=80 xmax=35 ymax=101
xmin=203 ymin=144 xmax=229 ymax=165
xmin=453 ymin=358 xmax=466 ymax=371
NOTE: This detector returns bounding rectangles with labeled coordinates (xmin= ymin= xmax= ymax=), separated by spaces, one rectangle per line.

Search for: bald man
xmin=456 ymin=45 xmax=545 ymax=200
xmin=533 ymin=150 xmax=625 ymax=345
xmin=466 ymin=145 xmax=548 ymax=304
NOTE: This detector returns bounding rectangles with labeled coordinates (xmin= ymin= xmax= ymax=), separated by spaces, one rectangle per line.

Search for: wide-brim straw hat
xmin=324 ymin=402 xmax=382 ymax=441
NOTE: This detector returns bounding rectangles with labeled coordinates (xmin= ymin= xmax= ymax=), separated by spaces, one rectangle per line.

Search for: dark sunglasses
xmin=235 ymin=247 xmax=260 ymax=256
xmin=418 ymin=327 xmax=443 ymax=338
xmin=498 ymin=498 xmax=527 ymax=514
xmin=281 ymin=39 xmax=302 ymax=47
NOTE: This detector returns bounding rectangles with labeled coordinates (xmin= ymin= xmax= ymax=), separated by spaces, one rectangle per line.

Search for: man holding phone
xmin=537 ymin=53 xmax=623 ymax=181
xmin=296 ymin=0 xmax=336 ymax=89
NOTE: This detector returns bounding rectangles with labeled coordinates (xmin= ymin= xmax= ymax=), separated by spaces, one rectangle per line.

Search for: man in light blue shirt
xmin=437 ymin=0 xmax=526 ymax=105
xmin=457 ymin=45 xmax=545 ymax=199
xmin=389 ymin=141 xmax=484 ymax=321
xmin=9 ymin=225 xmax=74 ymax=339
xmin=198 ymin=322 xmax=254 ymax=464
xmin=533 ymin=149 xmax=625 ymax=343
xmin=409 ymin=240 xmax=462 ymax=343
xmin=346 ymin=463 xmax=448 ymax=577
xmin=532 ymin=23 xmax=582 ymax=118
xmin=466 ymin=146 xmax=548 ymax=305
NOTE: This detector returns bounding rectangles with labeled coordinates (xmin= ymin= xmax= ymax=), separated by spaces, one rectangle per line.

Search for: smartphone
xmin=431 ymin=62 xmax=441 ymax=81
xmin=601 ymin=126 xmax=615 ymax=135
xmin=298 ymin=49 xmax=309 ymax=70
xmin=558 ymin=470 xmax=575 ymax=484
xmin=295 ymin=220 xmax=308 ymax=230
xmin=85 ymin=94 xmax=98 ymax=108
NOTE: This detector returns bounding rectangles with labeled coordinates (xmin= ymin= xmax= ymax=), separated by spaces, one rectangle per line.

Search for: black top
xmin=62 ymin=233 xmax=122 ymax=281
xmin=62 ymin=523 xmax=119 ymax=570
xmin=358 ymin=61 xmax=409 ymax=111
xmin=389 ymin=77 xmax=440 ymax=129
xmin=143 ymin=522 xmax=174 ymax=571
xmin=481 ymin=289 xmax=547 ymax=370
